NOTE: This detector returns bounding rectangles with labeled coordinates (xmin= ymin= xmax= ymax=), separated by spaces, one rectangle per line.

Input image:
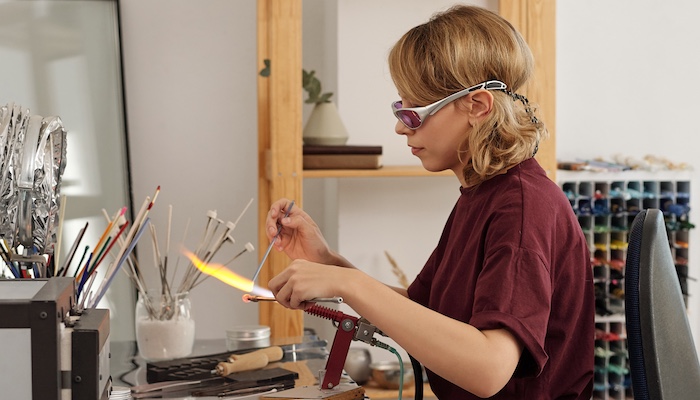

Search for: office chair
xmin=625 ymin=209 xmax=700 ymax=399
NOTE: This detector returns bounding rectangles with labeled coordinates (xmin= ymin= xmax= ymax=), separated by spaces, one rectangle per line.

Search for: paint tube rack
xmin=558 ymin=169 xmax=693 ymax=400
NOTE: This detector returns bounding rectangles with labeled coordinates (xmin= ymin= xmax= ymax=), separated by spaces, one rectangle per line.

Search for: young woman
xmin=265 ymin=5 xmax=594 ymax=399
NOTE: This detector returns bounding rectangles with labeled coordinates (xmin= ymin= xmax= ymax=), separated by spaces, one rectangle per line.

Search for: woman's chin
xmin=419 ymin=161 xmax=450 ymax=174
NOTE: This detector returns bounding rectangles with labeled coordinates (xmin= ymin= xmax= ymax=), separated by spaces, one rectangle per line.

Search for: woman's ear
xmin=467 ymin=90 xmax=494 ymax=118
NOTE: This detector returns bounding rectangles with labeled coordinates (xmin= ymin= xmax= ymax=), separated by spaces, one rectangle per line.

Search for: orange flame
xmin=182 ymin=248 xmax=273 ymax=297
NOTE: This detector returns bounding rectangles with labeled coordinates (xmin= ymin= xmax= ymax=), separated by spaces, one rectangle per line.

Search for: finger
xmin=264 ymin=214 xmax=278 ymax=241
xmin=271 ymin=198 xmax=290 ymax=211
xmin=289 ymin=288 xmax=315 ymax=310
xmin=265 ymin=200 xmax=291 ymax=240
xmin=269 ymin=270 xmax=295 ymax=308
xmin=267 ymin=224 xmax=281 ymax=242
xmin=271 ymin=286 xmax=291 ymax=308
xmin=272 ymin=212 xmax=304 ymax=249
xmin=277 ymin=210 xmax=302 ymax=232
xmin=267 ymin=269 xmax=287 ymax=295
xmin=290 ymin=298 xmax=308 ymax=310
xmin=267 ymin=198 xmax=291 ymax=223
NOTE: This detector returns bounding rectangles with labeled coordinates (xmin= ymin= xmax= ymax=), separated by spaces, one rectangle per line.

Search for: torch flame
xmin=182 ymin=248 xmax=273 ymax=297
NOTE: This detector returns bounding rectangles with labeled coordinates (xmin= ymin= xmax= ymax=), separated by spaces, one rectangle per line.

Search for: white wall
xmin=119 ymin=0 xmax=700 ymax=359
xmin=556 ymin=1 xmax=700 ymax=348
xmin=120 ymin=0 xmax=260 ymax=340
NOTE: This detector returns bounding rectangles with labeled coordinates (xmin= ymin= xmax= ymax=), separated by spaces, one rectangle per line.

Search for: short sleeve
xmin=469 ymin=245 xmax=551 ymax=377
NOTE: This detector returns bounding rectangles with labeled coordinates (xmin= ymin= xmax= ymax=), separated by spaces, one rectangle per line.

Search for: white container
xmin=303 ymin=102 xmax=349 ymax=146
xmin=135 ymin=292 xmax=195 ymax=361
xmin=226 ymin=325 xmax=271 ymax=351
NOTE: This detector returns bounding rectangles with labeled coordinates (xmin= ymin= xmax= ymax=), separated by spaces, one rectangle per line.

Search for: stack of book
xmin=303 ymin=145 xmax=383 ymax=170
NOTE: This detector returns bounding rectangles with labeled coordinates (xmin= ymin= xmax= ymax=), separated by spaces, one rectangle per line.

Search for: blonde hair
xmin=388 ymin=5 xmax=547 ymax=186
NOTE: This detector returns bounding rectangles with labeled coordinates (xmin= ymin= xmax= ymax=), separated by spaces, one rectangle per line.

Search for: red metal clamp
xmin=305 ymin=304 xmax=359 ymax=389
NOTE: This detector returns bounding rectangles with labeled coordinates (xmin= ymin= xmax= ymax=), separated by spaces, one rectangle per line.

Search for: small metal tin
xmin=226 ymin=325 xmax=271 ymax=351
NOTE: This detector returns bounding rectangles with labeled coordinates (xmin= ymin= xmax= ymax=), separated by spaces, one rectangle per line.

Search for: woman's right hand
xmin=265 ymin=198 xmax=335 ymax=264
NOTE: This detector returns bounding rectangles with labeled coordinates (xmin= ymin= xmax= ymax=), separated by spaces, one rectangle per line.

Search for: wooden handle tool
xmin=215 ymin=353 xmax=269 ymax=376
xmin=214 ymin=346 xmax=284 ymax=376
xmin=228 ymin=346 xmax=283 ymax=363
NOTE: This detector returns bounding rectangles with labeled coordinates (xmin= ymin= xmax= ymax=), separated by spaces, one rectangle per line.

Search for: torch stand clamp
xmin=305 ymin=304 xmax=385 ymax=390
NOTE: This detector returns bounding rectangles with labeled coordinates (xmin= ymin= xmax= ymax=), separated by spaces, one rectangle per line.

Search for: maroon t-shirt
xmin=408 ymin=158 xmax=594 ymax=399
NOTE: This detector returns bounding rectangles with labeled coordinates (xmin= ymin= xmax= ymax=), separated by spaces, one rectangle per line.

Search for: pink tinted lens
xmin=399 ymin=111 xmax=421 ymax=128
xmin=393 ymin=102 xmax=422 ymax=128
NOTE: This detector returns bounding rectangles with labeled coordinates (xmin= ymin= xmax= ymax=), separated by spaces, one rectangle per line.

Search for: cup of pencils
xmin=135 ymin=290 xmax=195 ymax=361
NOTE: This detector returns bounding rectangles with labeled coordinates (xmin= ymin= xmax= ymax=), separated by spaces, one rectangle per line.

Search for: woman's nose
xmin=395 ymin=120 xmax=413 ymax=135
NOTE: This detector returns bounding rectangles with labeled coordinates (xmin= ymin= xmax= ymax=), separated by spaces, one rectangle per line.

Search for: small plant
xmin=259 ymin=59 xmax=333 ymax=105
xmin=302 ymin=69 xmax=333 ymax=104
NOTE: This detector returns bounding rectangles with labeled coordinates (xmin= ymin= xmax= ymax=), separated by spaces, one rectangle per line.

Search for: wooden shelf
xmin=303 ymin=165 xmax=453 ymax=178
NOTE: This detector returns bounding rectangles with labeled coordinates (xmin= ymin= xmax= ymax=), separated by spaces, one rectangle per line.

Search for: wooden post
xmin=257 ymin=0 xmax=304 ymax=339
xmin=499 ymin=0 xmax=557 ymax=180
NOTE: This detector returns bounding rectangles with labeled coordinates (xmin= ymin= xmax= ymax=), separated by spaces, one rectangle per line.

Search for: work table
xmin=110 ymin=338 xmax=436 ymax=399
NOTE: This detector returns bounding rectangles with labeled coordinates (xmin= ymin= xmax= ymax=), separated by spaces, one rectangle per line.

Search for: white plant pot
xmin=303 ymin=102 xmax=349 ymax=146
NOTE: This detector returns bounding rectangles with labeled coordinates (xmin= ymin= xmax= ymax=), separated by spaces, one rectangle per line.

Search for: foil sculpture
xmin=0 ymin=102 xmax=67 ymax=255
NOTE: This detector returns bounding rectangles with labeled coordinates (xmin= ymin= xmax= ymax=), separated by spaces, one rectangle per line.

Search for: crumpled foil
xmin=0 ymin=102 xmax=67 ymax=255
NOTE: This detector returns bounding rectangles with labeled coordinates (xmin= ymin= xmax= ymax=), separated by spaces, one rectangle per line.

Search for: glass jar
xmin=135 ymin=291 xmax=195 ymax=361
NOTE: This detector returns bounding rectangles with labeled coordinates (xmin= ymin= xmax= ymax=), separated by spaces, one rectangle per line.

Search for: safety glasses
xmin=391 ymin=80 xmax=507 ymax=129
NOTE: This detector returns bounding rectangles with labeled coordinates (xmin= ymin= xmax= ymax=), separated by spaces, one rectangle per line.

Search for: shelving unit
xmin=558 ymin=170 xmax=693 ymax=400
